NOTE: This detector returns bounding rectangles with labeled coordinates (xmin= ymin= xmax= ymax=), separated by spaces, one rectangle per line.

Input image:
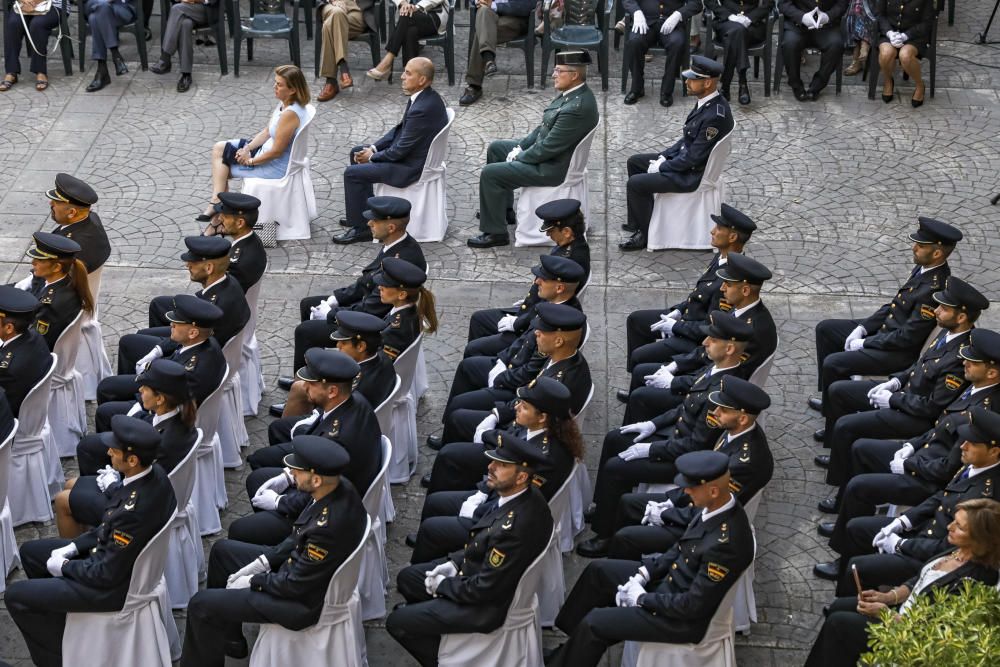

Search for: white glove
xmin=739 ymin=14 xmax=753 ymax=27
xmin=473 ymin=414 xmax=499 ymax=444
xmin=801 ymin=10 xmax=818 ymax=29
xmin=650 ymin=316 xmax=676 ymax=336
xmin=844 ymin=325 xmax=866 ymax=350
xmin=872 ymin=518 xmax=906 ymax=549
xmin=424 ymin=561 xmax=459 ymax=596
xmin=227 ymin=555 xmax=270 ymax=587
xmin=665 ymin=309 xmax=681 ymax=321
xmin=487 ymin=359 xmax=506 ymax=388
xmin=878 ymin=533 xmax=904 ymax=555
xmin=665 ymin=361 xmax=678 ymax=374
xmin=50 ymin=543 xmax=79 ymax=561
xmin=505 ymin=146 xmax=522 ymax=162
xmin=616 ymin=577 xmax=647 ymax=607
xmin=870 ymin=389 xmax=893 ymax=410
xmin=894 ymin=443 xmax=915 ymax=462
xmin=251 ymin=489 xmax=282 ymax=511
xmin=631 ymin=10 xmax=648 ymax=34
xmin=661 ymin=11 xmax=681 ymax=34
xmin=846 ymin=338 xmax=865 ymax=352
xmin=619 ymin=443 xmax=652 ymax=461
xmin=257 ymin=469 xmax=293 ymax=496
xmin=897 ymin=33 xmax=908 ymax=43
xmin=310 ymin=296 xmax=337 ymax=320
xmin=643 ymin=367 xmax=674 ymax=389
xmin=620 ymin=421 xmax=656 ymax=443
xmin=816 ymin=10 xmax=829 ymax=27
xmin=46 ymin=554 xmax=68 ymax=577
xmin=14 ymin=273 xmax=33 ymax=290
xmin=458 ymin=491 xmax=488 ymax=519
xmin=95 ymin=465 xmax=121 ymax=492
xmin=290 ymin=410 xmax=321 ymax=436
xmin=497 ymin=314 xmax=517 ymax=333
xmin=135 ymin=345 xmax=164 ymax=374
xmin=647 ymin=156 xmax=666 ymax=174
xmin=510 ymin=298 xmax=524 ymax=308
xmin=868 ymin=378 xmax=902 ymax=398
xmin=227 ymin=575 xmax=253 ymax=589
xmin=126 ymin=401 xmax=144 ymax=417
xmin=641 ymin=499 xmax=673 ymax=526
xmin=889 ymin=458 xmax=906 ymax=475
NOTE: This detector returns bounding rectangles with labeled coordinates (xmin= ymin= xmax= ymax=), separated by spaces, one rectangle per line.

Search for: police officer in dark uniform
xmin=818 ymin=277 xmax=989 ymax=510
xmin=811 ymin=217 xmax=960 ymax=415
xmin=0 ymin=286 xmax=52 ymax=414
xmin=777 ymin=0 xmax=848 ymax=100
xmin=386 ymin=435 xmax=554 ymax=667
xmin=817 ymin=407 xmax=1000 ymax=591
xmin=41 ymin=173 xmax=111 ymax=277
xmin=621 ymin=0 xmax=703 ymax=107
xmin=212 ymin=191 xmax=268 ymax=293
xmin=0 ymin=388 xmax=13 ymax=447
xmin=547 ymin=450 xmax=755 ymax=666
xmin=621 ymin=56 xmax=734 ymax=251
xmin=180 ymin=436 xmax=368 ymax=665
xmin=705 ymin=0 xmax=771 ymax=104
xmin=373 ymin=256 xmax=432 ymax=362
xmin=5 ymin=418 xmax=176 ymax=667
xmin=467 ymin=198 xmax=591 ymax=345
xmin=24 ymin=232 xmax=90 ymax=350
xmin=623 ymin=203 xmax=756 ymax=377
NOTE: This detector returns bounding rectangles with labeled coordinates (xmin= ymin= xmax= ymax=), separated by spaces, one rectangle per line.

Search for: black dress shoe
xmin=85 ymin=73 xmax=110 ymax=92
xmin=659 ymin=91 xmax=673 ymax=107
xmin=618 ymin=232 xmax=647 ymax=251
xmin=420 ymin=473 xmax=432 ymax=488
xmin=813 ymin=428 xmax=826 ymax=443
xmin=484 ymin=60 xmax=498 ymax=77
xmin=277 ymin=376 xmax=294 ymax=391
xmin=332 ymin=227 xmax=374 ymax=245
xmin=813 ymin=560 xmax=840 ymax=581
xmin=583 ymin=504 xmax=596 ymax=524
xmin=150 ymin=59 xmax=171 ymax=75
xmin=817 ymin=521 xmax=835 ymax=538
xmin=818 ymin=497 xmax=839 ymax=514
xmin=621 ymin=222 xmax=637 ymax=232
xmin=738 ymin=81 xmax=751 ymax=105
xmin=505 ymin=208 xmax=517 ymax=225
xmin=814 ymin=454 xmax=830 ymax=468
xmin=268 ymin=403 xmax=285 ymax=417
xmin=624 ymin=90 xmax=644 ymax=105
xmin=576 ymin=537 xmax=611 ymax=558
xmin=793 ymin=87 xmax=809 ymax=102
xmin=467 ymin=232 xmax=509 ymax=249
xmin=806 ymin=89 xmax=820 ymax=101
xmin=543 ymin=644 xmax=565 ymax=664
xmin=225 ymin=637 xmax=249 ymax=659
xmin=405 ymin=533 xmax=417 ymax=548
xmin=616 ymin=389 xmax=630 ymax=404
xmin=112 ymin=53 xmax=128 ymax=76
xmin=720 ymin=86 xmax=730 ymax=100
xmin=426 ymin=435 xmax=443 ymax=450
xmin=807 ymin=397 xmax=823 ymax=412
xmin=822 ymin=604 xmax=831 ymax=617
xmin=176 ymin=73 xmax=192 ymax=93
xmin=459 ymin=86 xmax=483 ymax=106
xmin=338 ymin=218 xmax=351 ymax=227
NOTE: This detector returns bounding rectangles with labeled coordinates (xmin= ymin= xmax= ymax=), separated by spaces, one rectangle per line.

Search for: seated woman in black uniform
xmin=371 ymin=256 xmax=438 ymax=361
xmin=55 ymin=359 xmax=197 ymax=537
xmin=24 ymin=231 xmax=93 ymax=350
xmin=875 ymin=0 xmax=934 ymax=107
xmin=805 ymin=498 xmax=1000 ymax=667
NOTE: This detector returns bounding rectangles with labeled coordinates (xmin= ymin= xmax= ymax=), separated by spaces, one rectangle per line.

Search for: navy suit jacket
xmin=370 ymin=87 xmax=449 ymax=187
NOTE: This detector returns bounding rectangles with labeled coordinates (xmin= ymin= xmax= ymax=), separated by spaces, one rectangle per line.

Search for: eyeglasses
xmin=552 ymin=68 xmax=573 ymax=74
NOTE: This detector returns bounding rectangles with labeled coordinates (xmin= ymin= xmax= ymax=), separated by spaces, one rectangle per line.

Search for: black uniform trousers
xmin=803 ymin=596 xmax=875 ymax=667
xmin=623 ymin=21 xmax=687 ymax=96
xmin=781 ymin=24 xmax=844 ymax=93
xmin=248 ymin=440 xmax=296 ymax=470
xmin=714 ymin=21 xmax=767 ymax=87
xmin=591 ymin=429 xmax=679 ymax=538
xmin=77 ymin=433 xmax=112 ymax=476
xmin=344 ymin=146 xmax=402 ymax=230
xmin=468 ymin=307 xmax=514 ymax=341
xmin=629 ymin=336 xmax=697 ymax=373
xmin=115 ymin=333 xmax=163 ymax=375
xmin=5 ymin=538 xmax=127 ymax=667
xmin=442 ymin=408 xmax=495 ymax=445
xmin=95 ymin=371 xmax=141 ymax=432
xmin=608 ymin=492 xmax=684 ymax=559
xmin=626 ymin=153 xmax=697 ymax=234
xmin=815 ymin=319 xmax=915 ymax=410
xmin=835 ymin=515 xmax=923 ymax=596
xmin=410 ymin=491 xmax=474 ymax=563
xmin=443 ymin=355 xmax=495 ymax=407
xmin=226 ymin=467 xmax=296 ymax=545
xmin=293 ymin=318 xmax=335 ymax=373
xmin=463 ymin=332 xmax=518 ymax=359
xmin=426 ymin=440 xmax=489 ymax=493
xmin=624 ymin=377 xmax=684 ymax=423
xmin=625 ymin=309 xmax=665 ymax=368
xmin=266 ymin=415 xmax=300 ymax=447
xmin=550 ymin=558 xmax=701 ymax=667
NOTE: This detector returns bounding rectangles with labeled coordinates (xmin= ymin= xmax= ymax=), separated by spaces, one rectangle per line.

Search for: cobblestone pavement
xmin=1 ymin=2 xmax=999 ymax=664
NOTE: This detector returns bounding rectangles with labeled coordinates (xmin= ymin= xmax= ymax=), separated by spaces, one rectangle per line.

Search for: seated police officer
xmin=621 ymin=0 xmax=702 ymax=107
xmin=0 ymin=286 xmax=53 ymax=415
xmin=704 ymin=0 xmax=771 ymax=104
xmin=5 ymin=418 xmax=176 ymax=667
xmin=777 ymin=0 xmax=848 ymax=101
xmin=32 ymin=173 xmax=111 ymax=280
xmin=180 ymin=436 xmax=368 ymax=664
xmin=209 ymin=191 xmax=268 ymax=293
xmin=386 ymin=435 xmax=554 ymax=666
xmin=546 ymin=450 xmax=755 ymax=666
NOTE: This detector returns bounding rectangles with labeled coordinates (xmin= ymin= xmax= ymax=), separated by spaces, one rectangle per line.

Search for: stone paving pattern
xmin=1 ymin=1 xmax=999 ymax=664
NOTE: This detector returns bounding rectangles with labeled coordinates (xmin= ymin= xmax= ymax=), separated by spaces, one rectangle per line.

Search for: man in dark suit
xmin=621 ymin=55 xmax=735 ymax=251
xmin=547 ymin=451 xmax=755 ymax=666
xmin=777 ymin=0 xmax=848 ymax=100
xmin=470 ymin=50 xmax=600 ymax=249
xmin=386 ymin=436 xmax=554 ymax=666
xmin=150 ymin=0 xmax=222 ymax=92
xmin=810 ymin=217 xmax=959 ymax=415
xmin=6 ymin=418 xmax=176 ymax=667
xmin=705 ymin=0 xmax=771 ymax=104
xmin=0 ymin=287 xmax=53 ymax=415
xmin=212 ymin=192 xmax=268 ymax=293
xmin=336 ymin=57 xmax=448 ymax=245
xmin=621 ymin=0 xmax=702 ymax=107
xmin=181 ymin=437 xmax=368 ymax=664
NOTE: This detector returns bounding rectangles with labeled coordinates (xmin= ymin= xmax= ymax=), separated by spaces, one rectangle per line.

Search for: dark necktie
xmin=960 ymin=387 xmax=972 ymax=400
xmin=934 ymin=334 xmax=946 ymax=351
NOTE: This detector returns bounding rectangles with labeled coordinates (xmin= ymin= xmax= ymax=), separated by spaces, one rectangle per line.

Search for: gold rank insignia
xmin=112 ymin=530 xmax=133 ymax=548
xmin=391 ymin=314 xmax=402 ymax=329
xmin=231 ymin=247 xmax=241 ymax=263
xmin=185 ymin=355 xmax=197 ymax=371
xmin=0 ymin=351 xmax=11 ymax=369
xmin=706 ymin=127 xmax=719 ymax=140
xmin=209 ymin=294 xmax=218 ymax=303
xmin=36 ymin=320 xmax=50 ymax=335
xmin=944 ymin=375 xmax=963 ymax=391
xmin=706 ymin=562 xmax=729 ymax=582
xmin=384 ymin=346 xmax=400 ymax=360
xmin=729 ymin=479 xmax=743 ymax=494
xmin=352 ymin=374 xmax=360 ymax=390
xmin=317 ymin=507 xmax=329 ymax=526
xmin=920 ymin=304 xmax=936 ymax=320
xmin=306 ymin=543 xmax=329 ymax=562
xmin=984 ymin=479 xmax=993 ymax=498
xmin=488 ymin=548 xmax=506 ymax=567
xmin=124 ymin=490 xmax=137 ymax=511
xmin=330 ymin=419 xmax=340 ymax=438
xmin=41 ymin=288 xmax=54 ymax=304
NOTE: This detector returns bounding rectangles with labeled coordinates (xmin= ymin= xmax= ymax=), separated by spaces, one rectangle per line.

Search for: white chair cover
xmin=240 ymin=279 xmax=266 ymax=416
xmin=413 ymin=346 xmax=429 ymax=400
xmin=514 ymin=124 xmax=599 ymax=247
xmin=217 ymin=330 xmax=249 ymax=468
xmin=164 ymin=429 xmax=205 ymax=610
xmin=63 ymin=507 xmax=180 ymax=666
xmin=438 ymin=529 xmax=553 ymax=667
xmin=646 ymin=131 xmax=734 ymax=251
xmin=374 ymin=376 xmax=403 ymax=525
xmin=358 ymin=435 xmax=393 ymax=620
xmin=242 ymin=104 xmax=318 ymax=241
xmin=538 ymin=468 xmax=575 ymax=627
xmin=733 ymin=494 xmax=763 ymax=633
xmin=77 ymin=267 xmax=113 ymax=401
xmin=0 ymin=419 xmax=21 ymax=592
xmin=48 ymin=312 xmax=87 ymax=458
xmin=566 ymin=384 xmax=596 ymax=550
xmin=388 ymin=334 xmax=423 ymax=484
xmin=374 ymin=108 xmax=456 ymax=242
xmin=9 ymin=354 xmax=57 ymax=526
xmin=192 ymin=366 xmax=229 ymax=535
xmin=250 ymin=516 xmax=371 ymax=667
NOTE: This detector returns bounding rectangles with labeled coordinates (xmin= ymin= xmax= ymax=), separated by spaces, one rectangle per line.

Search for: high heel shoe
xmin=911 ymin=81 xmax=925 ymax=108
xmin=881 ymin=78 xmax=894 ymax=103
xmin=365 ymin=67 xmax=390 ymax=81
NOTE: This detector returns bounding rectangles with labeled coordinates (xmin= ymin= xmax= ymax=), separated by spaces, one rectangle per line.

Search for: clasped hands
xmin=801 ymin=8 xmax=830 ymax=30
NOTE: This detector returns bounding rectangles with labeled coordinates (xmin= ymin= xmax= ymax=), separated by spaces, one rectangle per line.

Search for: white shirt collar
xmin=919 ymin=262 xmax=946 ymax=274
xmin=179 ymin=340 xmax=207 ymax=355
xmin=560 ymin=83 xmax=585 ymax=97
xmin=525 ymin=427 xmax=545 ymax=440
xmin=701 ymin=493 xmax=737 ymax=522
xmin=498 ymin=487 xmax=528 ymax=507
xmin=202 ymin=274 xmax=228 ymax=292
xmin=152 ymin=408 xmax=180 ymax=426
xmin=0 ymin=333 xmax=22 ymax=348
xmin=943 ymin=330 xmax=967 ymax=343
xmin=410 ymin=89 xmax=423 ymax=103
xmin=970 ymin=382 xmax=999 ymax=395
xmin=733 ymin=299 xmax=761 ymax=318
xmin=123 ymin=465 xmax=154 ymax=487
xmin=389 ymin=303 xmax=415 ymax=316
xmin=968 ymin=460 xmax=1000 ymax=479
xmin=697 ymin=90 xmax=721 ymax=109
xmin=709 ymin=363 xmax=740 ymax=376
xmin=383 ymin=232 xmax=409 ymax=253
xmin=231 ymin=232 xmax=254 ymax=247
xmin=726 ymin=423 xmax=757 ymax=442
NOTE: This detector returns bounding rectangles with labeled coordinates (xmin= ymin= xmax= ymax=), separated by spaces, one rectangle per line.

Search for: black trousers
xmin=834 ymin=515 xmax=922 ymax=596
xmin=442 ymin=407 xmax=494 ymax=445
xmin=248 ymin=441 xmax=295 ymax=469
xmin=629 ymin=337 xmax=697 ymax=373
xmin=463 ymin=332 xmax=517 ymax=358
xmin=76 ymin=433 xmax=111 ymax=476
xmin=467 ymin=306 xmax=514 ymax=342
xmin=384 ymin=11 xmax=439 ymax=62
xmin=626 ymin=152 xmax=696 ymax=234
xmin=267 ymin=415 xmax=300 ymax=446
xmin=411 ymin=491 xmax=473 ymax=563
xmin=624 ymin=375 xmax=684 ymax=423
xmin=623 ymin=22 xmax=686 ymax=95
xmin=148 ymin=294 xmax=173 ymax=328
xmin=608 ymin=491 xmax=683 ymax=559
xmin=804 ymin=596 xmax=875 ymax=667
xmin=344 ymin=146 xmax=405 ymax=229
xmin=625 ymin=309 xmax=664 ymax=368
xmin=426 ymin=440 xmax=489 ymax=492
xmin=443 ymin=355 xmax=494 ymax=408
xmin=115 ymin=332 xmax=162 ymax=375
xmin=781 ymin=24 xmax=845 ymax=93
xmin=293 ymin=318 xmax=333 ymax=373
xmin=712 ymin=21 xmax=767 ymax=87
xmin=95 ymin=400 xmax=135 ymax=433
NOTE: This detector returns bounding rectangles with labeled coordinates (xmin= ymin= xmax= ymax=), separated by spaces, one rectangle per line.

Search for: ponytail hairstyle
xmin=58 ymin=257 xmax=94 ymax=314
xmin=547 ymin=412 xmax=585 ymax=461
xmin=156 ymin=389 xmax=198 ymax=429
xmin=402 ymin=285 xmax=439 ymax=334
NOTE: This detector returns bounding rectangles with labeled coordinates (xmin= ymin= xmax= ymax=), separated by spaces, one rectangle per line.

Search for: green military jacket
xmin=515 ymin=84 xmax=599 ymax=179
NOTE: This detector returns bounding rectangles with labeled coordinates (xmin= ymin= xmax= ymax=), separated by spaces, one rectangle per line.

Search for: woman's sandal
xmin=35 ymin=77 xmax=49 ymax=92
xmin=0 ymin=75 xmax=17 ymax=92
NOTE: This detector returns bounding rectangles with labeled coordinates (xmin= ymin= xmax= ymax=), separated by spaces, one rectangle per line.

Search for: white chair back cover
xmin=192 ymin=366 xmax=229 ymax=535
xmin=748 ymin=349 xmax=777 ymax=389
xmin=217 ymin=328 xmax=250 ymax=468
xmin=165 ymin=429 xmax=205 ymax=609
xmin=242 ymin=104 xmax=318 ymax=241
xmin=438 ymin=528 xmax=554 ymax=667
xmin=412 ymin=268 xmax=432 ymax=401
xmin=240 ymin=278 xmax=266 ymax=416
xmin=9 ymin=354 xmax=57 ymax=526
xmin=514 ymin=123 xmax=599 ymax=247
xmin=374 ymin=108 xmax=456 ymax=242
xmin=359 ymin=435 xmax=393 ymax=620
xmin=566 ymin=384 xmax=596 ymax=550
xmin=78 ymin=266 xmax=113 ymax=401
xmin=49 ymin=311 xmax=87 ymax=458
xmin=63 ymin=506 xmax=181 ymax=666
xmin=646 ymin=130 xmax=733 ymax=251
xmin=374 ymin=377 xmax=402 ymax=525
xmin=0 ymin=419 xmax=21 ymax=591
xmin=538 ymin=468 xmax=576 ymax=626
xmin=250 ymin=516 xmax=372 ymax=667
xmin=733 ymin=493 xmax=763 ymax=633
xmin=388 ymin=334 xmax=423 ymax=484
